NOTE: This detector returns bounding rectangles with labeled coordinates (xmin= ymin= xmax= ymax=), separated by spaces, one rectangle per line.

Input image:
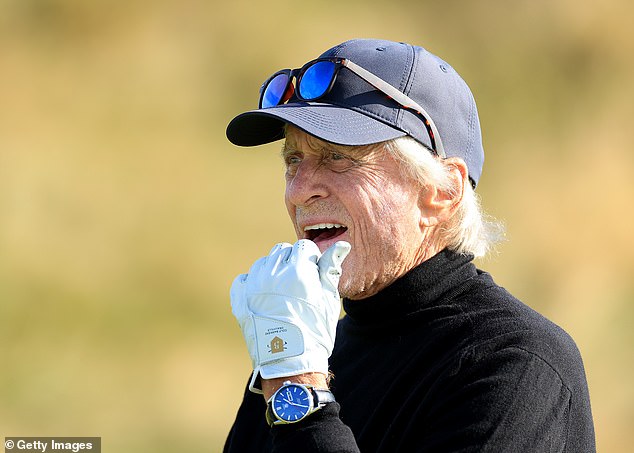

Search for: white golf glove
xmin=231 ymin=239 xmax=351 ymax=393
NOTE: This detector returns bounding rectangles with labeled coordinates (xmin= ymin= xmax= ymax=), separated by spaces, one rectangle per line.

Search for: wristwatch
xmin=265 ymin=380 xmax=336 ymax=427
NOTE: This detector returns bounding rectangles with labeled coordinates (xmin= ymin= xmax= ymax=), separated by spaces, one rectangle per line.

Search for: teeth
xmin=304 ymin=223 xmax=344 ymax=231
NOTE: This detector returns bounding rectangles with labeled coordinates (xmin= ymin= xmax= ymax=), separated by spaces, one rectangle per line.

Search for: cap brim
xmin=226 ymin=102 xmax=407 ymax=147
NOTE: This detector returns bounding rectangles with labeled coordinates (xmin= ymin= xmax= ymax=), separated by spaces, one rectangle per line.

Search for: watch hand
xmin=281 ymin=397 xmax=309 ymax=408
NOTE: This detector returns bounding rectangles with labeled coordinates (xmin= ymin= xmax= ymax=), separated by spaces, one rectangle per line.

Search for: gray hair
xmin=383 ymin=136 xmax=504 ymax=258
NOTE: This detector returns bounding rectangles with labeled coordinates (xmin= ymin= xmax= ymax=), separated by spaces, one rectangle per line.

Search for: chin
xmin=337 ymin=269 xmax=363 ymax=300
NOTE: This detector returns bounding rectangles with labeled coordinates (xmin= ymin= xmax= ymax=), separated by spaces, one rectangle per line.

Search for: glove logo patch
xmin=254 ymin=316 xmax=304 ymax=364
xmin=269 ymin=336 xmax=286 ymax=354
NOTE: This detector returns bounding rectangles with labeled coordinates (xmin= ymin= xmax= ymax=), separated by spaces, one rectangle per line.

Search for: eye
xmin=284 ymin=152 xmax=303 ymax=176
xmin=286 ymin=155 xmax=302 ymax=165
xmin=330 ymin=152 xmax=345 ymax=161
xmin=324 ymin=150 xmax=358 ymax=172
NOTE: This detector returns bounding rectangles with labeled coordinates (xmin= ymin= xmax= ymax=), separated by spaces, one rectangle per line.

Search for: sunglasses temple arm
xmin=343 ymin=60 xmax=446 ymax=158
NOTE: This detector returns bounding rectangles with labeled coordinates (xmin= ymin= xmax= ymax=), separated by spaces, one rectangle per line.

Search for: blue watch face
xmin=272 ymin=384 xmax=312 ymax=422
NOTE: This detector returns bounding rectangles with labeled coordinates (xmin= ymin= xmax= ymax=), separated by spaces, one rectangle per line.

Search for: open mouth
xmin=304 ymin=223 xmax=348 ymax=243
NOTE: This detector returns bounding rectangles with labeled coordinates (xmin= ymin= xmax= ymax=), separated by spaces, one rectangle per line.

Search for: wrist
xmin=262 ymin=372 xmax=329 ymax=401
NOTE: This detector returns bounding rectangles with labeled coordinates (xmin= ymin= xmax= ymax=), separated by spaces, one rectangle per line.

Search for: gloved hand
xmin=231 ymin=239 xmax=351 ymax=393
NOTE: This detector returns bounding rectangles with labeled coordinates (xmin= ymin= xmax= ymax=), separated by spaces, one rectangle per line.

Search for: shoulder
xmin=453 ymin=270 xmax=587 ymax=391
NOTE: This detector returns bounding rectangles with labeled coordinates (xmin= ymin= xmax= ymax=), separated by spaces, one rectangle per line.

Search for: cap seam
xmin=396 ymin=44 xmax=416 ymax=131
xmin=466 ymin=88 xmax=475 ymax=166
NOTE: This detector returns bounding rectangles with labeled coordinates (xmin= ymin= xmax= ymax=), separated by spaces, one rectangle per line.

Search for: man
xmin=223 ymin=39 xmax=595 ymax=452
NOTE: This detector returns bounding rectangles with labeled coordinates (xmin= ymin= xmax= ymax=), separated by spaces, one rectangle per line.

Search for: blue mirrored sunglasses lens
xmin=261 ymin=73 xmax=289 ymax=108
xmin=299 ymin=61 xmax=336 ymax=100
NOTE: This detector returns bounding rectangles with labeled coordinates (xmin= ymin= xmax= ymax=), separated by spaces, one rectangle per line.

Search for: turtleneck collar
xmin=342 ymin=249 xmax=478 ymax=325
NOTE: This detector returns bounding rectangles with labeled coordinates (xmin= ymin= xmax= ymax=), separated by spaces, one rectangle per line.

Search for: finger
xmin=317 ymin=241 xmax=351 ymax=291
xmin=246 ymin=243 xmax=291 ymax=279
xmin=263 ymin=242 xmax=293 ymax=276
xmin=289 ymin=239 xmax=321 ymax=265
xmin=268 ymin=242 xmax=292 ymax=257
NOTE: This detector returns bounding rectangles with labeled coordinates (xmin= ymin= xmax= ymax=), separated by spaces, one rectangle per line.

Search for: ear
xmin=419 ymin=158 xmax=469 ymax=228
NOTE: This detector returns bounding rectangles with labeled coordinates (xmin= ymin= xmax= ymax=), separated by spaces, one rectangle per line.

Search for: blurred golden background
xmin=1 ymin=0 xmax=632 ymax=451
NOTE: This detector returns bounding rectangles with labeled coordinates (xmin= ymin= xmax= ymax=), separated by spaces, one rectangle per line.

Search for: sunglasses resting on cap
xmin=258 ymin=57 xmax=446 ymax=158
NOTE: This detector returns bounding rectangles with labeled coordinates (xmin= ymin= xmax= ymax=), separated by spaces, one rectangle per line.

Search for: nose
xmin=285 ymin=157 xmax=328 ymax=208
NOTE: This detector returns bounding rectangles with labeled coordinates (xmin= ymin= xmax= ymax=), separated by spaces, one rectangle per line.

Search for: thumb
xmin=317 ymin=241 xmax=351 ymax=292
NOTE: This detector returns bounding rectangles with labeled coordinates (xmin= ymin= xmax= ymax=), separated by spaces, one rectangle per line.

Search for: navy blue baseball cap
xmin=226 ymin=39 xmax=485 ymax=187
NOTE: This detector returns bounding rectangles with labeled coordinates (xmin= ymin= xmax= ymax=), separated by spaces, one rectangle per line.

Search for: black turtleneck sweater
xmin=223 ymin=250 xmax=595 ymax=452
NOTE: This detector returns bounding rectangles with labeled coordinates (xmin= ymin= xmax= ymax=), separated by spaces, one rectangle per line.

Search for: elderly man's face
xmin=283 ymin=126 xmax=433 ymax=299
